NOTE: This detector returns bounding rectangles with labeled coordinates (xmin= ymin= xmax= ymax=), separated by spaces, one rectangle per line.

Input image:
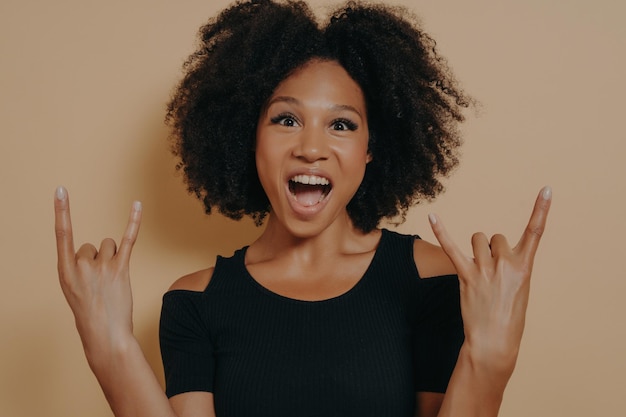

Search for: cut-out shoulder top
xmin=160 ymin=229 xmax=463 ymax=417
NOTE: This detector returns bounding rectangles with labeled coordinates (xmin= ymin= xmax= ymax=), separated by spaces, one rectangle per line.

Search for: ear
xmin=366 ymin=151 xmax=373 ymax=164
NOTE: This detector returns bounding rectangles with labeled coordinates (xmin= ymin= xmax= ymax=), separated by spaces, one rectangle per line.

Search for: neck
xmin=248 ymin=211 xmax=374 ymax=265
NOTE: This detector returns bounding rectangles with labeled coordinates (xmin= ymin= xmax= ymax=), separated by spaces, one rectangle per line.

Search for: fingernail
xmin=542 ymin=186 xmax=552 ymax=200
xmin=428 ymin=213 xmax=437 ymax=224
xmin=133 ymin=200 xmax=142 ymax=211
xmin=55 ymin=186 xmax=66 ymax=201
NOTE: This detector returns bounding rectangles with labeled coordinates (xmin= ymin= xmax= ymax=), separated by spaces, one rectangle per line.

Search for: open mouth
xmin=288 ymin=174 xmax=332 ymax=207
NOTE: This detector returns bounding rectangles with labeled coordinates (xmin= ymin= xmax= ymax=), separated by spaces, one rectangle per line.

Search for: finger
xmin=489 ymin=234 xmax=511 ymax=258
xmin=514 ymin=186 xmax=552 ymax=263
xmin=428 ymin=213 xmax=471 ymax=274
xmin=116 ymin=201 xmax=142 ymax=264
xmin=98 ymin=238 xmax=117 ymax=260
xmin=54 ymin=186 xmax=76 ymax=269
xmin=76 ymin=243 xmax=98 ymax=260
xmin=471 ymin=232 xmax=491 ymax=264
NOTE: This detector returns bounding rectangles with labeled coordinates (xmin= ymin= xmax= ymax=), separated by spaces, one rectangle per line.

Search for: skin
xmin=54 ymin=59 xmax=552 ymax=417
xmin=247 ymin=60 xmax=378 ymax=301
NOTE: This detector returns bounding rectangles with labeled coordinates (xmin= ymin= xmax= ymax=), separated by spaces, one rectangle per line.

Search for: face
xmin=255 ymin=59 xmax=371 ymax=238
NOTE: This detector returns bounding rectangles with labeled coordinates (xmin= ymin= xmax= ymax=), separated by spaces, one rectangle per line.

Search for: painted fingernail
xmin=542 ymin=186 xmax=552 ymax=200
xmin=133 ymin=200 xmax=142 ymax=211
xmin=55 ymin=186 xmax=66 ymax=201
xmin=428 ymin=213 xmax=437 ymax=224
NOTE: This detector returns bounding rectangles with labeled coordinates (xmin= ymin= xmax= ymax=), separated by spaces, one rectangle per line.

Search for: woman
xmin=54 ymin=1 xmax=551 ymax=416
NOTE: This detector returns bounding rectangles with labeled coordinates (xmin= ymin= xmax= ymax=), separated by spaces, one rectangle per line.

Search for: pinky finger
xmin=116 ymin=201 xmax=142 ymax=263
xmin=515 ymin=186 xmax=552 ymax=264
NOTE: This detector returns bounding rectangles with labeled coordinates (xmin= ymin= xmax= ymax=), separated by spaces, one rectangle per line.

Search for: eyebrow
xmin=264 ymin=96 xmax=364 ymax=118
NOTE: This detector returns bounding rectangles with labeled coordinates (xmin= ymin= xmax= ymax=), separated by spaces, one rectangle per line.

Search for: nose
xmin=292 ymin=125 xmax=330 ymax=162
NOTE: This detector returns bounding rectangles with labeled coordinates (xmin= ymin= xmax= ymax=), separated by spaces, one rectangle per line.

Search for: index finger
xmin=428 ymin=213 xmax=472 ymax=275
xmin=54 ymin=186 xmax=76 ymax=269
xmin=514 ymin=186 xmax=552 ymax=263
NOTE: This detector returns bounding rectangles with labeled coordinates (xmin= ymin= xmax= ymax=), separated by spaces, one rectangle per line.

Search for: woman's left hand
xmin=428 ymin=186 xmax=552 ymax=376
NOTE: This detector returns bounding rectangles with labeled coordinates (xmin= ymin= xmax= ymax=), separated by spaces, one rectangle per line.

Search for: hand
xmin=54 ymin=186 xmax=142 ymax=361
xmin=428 ymin=186 xmax=552 ymax=375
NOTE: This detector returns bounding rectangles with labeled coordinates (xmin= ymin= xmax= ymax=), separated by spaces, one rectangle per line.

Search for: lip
xmin=284 ymin=168 xmax=333 ymax=217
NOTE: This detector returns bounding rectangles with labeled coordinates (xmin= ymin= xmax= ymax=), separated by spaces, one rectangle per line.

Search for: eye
xmin=270 ymin=113 xmax=300 ymax=127
xmin=331 ymin=118 xmax=358 ymax=131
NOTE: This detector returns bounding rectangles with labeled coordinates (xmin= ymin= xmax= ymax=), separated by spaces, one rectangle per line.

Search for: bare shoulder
xmin=168 ymin=267 xmax=215 ymax=292
xmin=412 ymin=238 xmax=457 ymax=279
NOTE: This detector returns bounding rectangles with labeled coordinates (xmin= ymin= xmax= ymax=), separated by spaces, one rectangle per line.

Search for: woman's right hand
xmin=54 ymin=186 xmax=142 ymax=365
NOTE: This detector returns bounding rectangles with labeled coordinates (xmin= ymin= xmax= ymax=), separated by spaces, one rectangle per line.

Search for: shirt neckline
xmin=236 ymin=229 xmax=389 ymax=304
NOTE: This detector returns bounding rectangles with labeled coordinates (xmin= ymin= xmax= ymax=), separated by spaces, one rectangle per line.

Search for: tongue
xmin=293 ymin=184 xmax=324 ymax=207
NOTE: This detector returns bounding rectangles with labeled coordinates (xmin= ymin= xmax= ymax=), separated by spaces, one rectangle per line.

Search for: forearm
xmin=85 ymin=336 xmax=177 ymax=417
xmin=436 ymin=345 xmax=513 ymax=417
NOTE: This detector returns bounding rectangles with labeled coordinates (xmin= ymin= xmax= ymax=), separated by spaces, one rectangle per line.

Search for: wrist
xmin=81 ymin=328 xmax=138 ymax=374
xmin=462 ymin=331 xmax=521 ymax=375
xmin=457 ymin=343 xmax=516 ymax=389
xmin=438 ymin=344 xmax=512 ymax=417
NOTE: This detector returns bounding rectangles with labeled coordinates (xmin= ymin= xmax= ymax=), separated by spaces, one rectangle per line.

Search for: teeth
xmin=290 ymin=175 xmax=330 ymax=186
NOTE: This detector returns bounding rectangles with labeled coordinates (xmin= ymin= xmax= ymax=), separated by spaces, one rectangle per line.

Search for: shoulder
xmin=412 ymin=238 xmax=457 ymax=279
xmin=168 ymin=267 xmax=215 ymax=292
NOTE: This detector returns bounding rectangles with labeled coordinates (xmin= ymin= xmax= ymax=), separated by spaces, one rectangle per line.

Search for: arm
xmin=428 ymin=187 xmax=552 ymax=417
xmin=170 ymin=393 xmax=216 ymax=417
xmin=416 ymin=392 xmax=445 ymax=417
xmin=54 ymin=186 xmax=214 ymax=417
xmin=435 ymin=346 xmax=508 ymax=416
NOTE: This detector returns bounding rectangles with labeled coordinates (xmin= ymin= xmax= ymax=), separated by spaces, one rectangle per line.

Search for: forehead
xmin=270 ymin=60 xmax=366 ymax=111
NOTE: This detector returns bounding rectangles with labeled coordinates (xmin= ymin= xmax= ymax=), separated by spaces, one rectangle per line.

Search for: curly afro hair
xmin=166 ymin=0 xmax=472 ymax=232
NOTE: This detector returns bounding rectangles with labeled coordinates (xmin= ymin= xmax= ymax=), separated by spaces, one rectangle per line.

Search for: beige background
xmin=1 ymin=0 xmax=624 ymax=416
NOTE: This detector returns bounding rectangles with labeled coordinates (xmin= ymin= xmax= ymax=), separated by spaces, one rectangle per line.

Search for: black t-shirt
xmin=160 ymin=229 xmax=463 ymax=417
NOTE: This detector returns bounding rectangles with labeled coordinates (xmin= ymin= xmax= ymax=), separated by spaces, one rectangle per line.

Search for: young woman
xmin=54 ymin=1 xmax=551 ymax=416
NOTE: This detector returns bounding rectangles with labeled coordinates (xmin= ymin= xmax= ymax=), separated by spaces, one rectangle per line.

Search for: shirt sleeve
xmin=413 ymin=274 xmax=464 ymax=393
xmin=159 ymin=290 xmax=214 ymax=397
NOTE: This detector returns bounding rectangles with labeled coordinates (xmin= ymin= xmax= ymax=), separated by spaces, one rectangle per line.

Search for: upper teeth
xmin=290 ymin=175 xmax=330 ymax=186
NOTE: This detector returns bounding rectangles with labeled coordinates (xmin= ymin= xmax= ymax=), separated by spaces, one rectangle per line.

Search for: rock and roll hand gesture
xmin=54 ymin=186 xmax=142 ymax=358
xmin=429 ymin=186 xmax=552 ymax=375
xmin=53 ymin=184 xmax=551 ymax=411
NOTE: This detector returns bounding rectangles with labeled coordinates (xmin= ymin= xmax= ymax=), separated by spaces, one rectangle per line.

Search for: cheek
xmin=333 ymin=147 xmax=369 ymax=193
xmin=341 ymin=139 xmax=370 ymax=168
xmin=254 ymin=148 xmax=271 ymax=185
xmin=254 ymin=137 xmax=284 ymax=190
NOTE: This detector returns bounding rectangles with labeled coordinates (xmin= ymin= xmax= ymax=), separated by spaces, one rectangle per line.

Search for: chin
xmin=281 ymin=218 xmax=331 ymax=240
xmin=280 ymin=208 xmax=358 ymax=240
